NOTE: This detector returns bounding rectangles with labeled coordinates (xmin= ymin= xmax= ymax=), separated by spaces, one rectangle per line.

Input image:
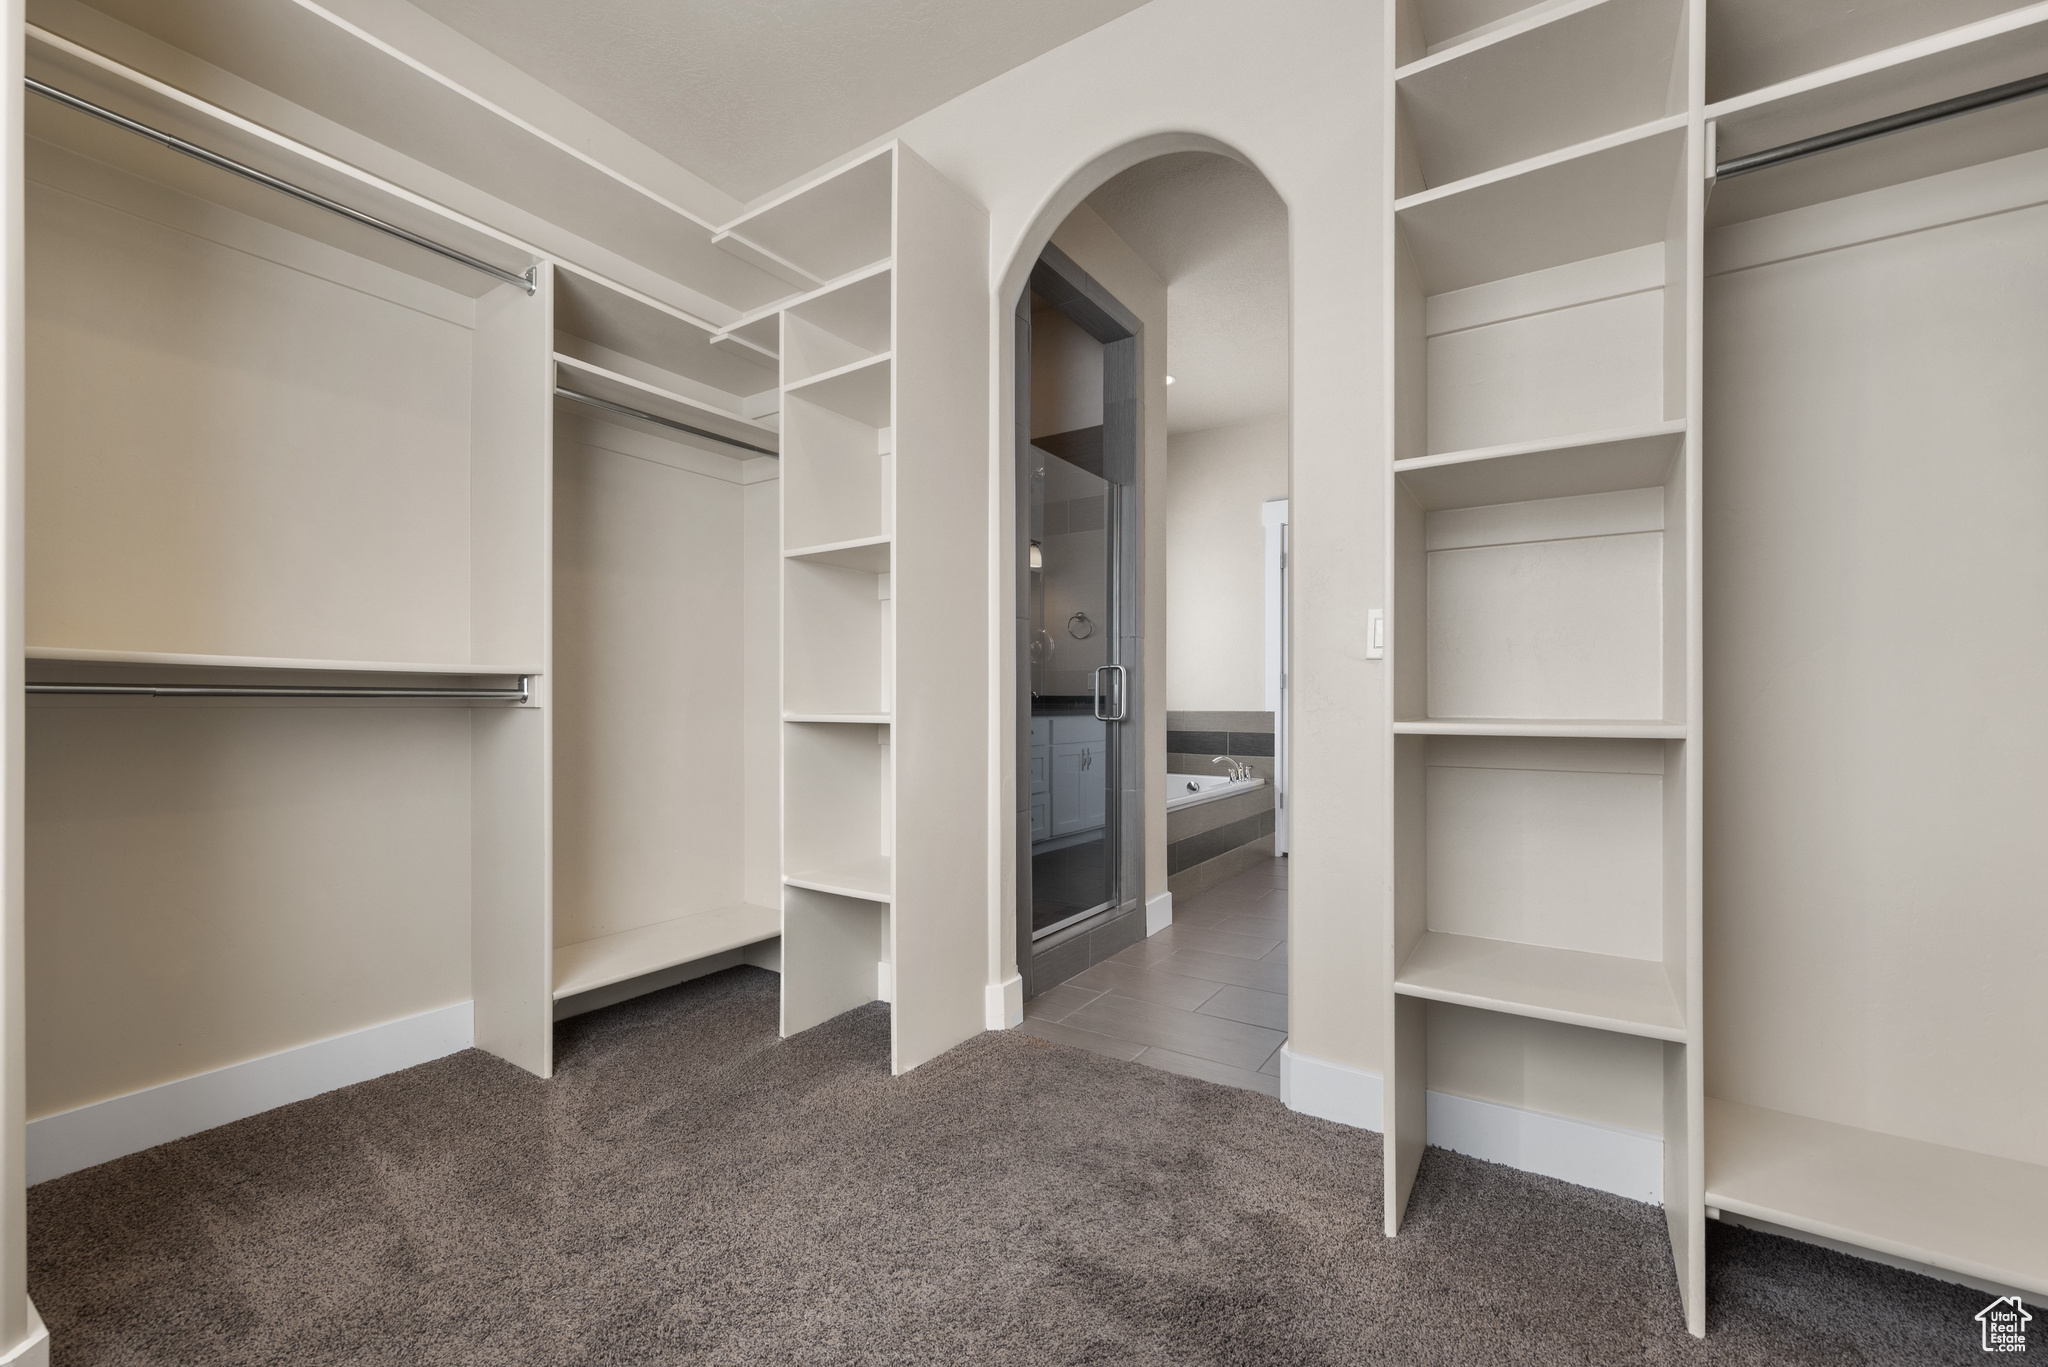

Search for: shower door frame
xmin=1016 ymin=243 xmax=1146 ymax=1001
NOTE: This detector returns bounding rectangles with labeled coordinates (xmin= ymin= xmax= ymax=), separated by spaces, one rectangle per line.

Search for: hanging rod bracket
xmin=26 ymin=77 xmax=539 ymax=294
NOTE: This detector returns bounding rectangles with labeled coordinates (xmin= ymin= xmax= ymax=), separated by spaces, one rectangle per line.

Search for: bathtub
xmin=1166 ymin=772 xmax=1266 ymax=812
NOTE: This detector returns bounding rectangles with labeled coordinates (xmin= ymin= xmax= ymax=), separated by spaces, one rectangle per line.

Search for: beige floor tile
xmin=1151 ymin=948 xmax=1287 ymax=995
xmin=1022 ymin=982 xmax=1104 ymax=1023
xmin=1069 ymin=959 xmax=1222 ymax=1011
xmin=1135 ymin=1047 xmax=1281 ymax=1099
xmin=1195 ymin=984 xmax=1288 ymax=1032
xmin=1017 ymin=1017 xmax=1146 ymax=1062
xmin=1156 ymin=923 xmax=1281 ymax=960
xmin=1062 ymin=992 xmax=1285 ymax=1071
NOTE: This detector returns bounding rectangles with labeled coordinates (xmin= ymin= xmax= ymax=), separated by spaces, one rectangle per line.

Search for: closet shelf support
xmin=1716 ymin=70 xmax=2048 ymax=179
xmin=26 ymin=678 xmax=532 ymax=701
xmin=25 ymin=77 xmax=537 ymax=294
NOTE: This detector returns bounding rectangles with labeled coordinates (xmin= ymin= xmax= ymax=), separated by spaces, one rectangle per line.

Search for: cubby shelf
xmin=1396 ymin=421 xmax=1685 ymax=509
xmin=1394 ymin=930 xmax=1686 ymax=1040
xmin=1706 ymin=1100 xmax=2048 ymax=1297
xmin=715 ymin=147 xmax=894 ymax=287
xmin=24 ymin=646 xmax=539 ymax=675
xmin=785 ymin=536 xmax=891 ymax=573
xmin=784 ymin=353 xmax=893 ymax=427
xmin=554 ymin=353 xmax=777 ymax=451
xmin=710 ymin=258 xmax=893 ymax=363
xmin=1396 ymin=116 xmax=1687 ymax=293
xmin=551 ymin=904 xmax=780 ymax=1001
xmin=1394 ymin=719 xmax=1686 ymax=738
xmin=1397 ymin=0 xmax=1686 ymax=188
xmin=785 ymin=713 xmax=891 ymax=724
xmin=785 ymin=855 xmax=892 ymax=904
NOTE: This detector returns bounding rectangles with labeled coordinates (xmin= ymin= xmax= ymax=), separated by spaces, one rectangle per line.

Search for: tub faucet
xmin=1213 ymin=755 xmax=1253 ymax=782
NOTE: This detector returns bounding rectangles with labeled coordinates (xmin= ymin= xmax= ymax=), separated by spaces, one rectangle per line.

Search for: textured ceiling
xmin=404 ymin=0 xmax=1153 ymax=202
xmin=1085 ymin=153 xmax=1289 ymax=435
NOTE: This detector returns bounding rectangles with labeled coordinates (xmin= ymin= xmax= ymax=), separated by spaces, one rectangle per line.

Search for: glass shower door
xmin=1028 ymin=448 xmax=1121 ymax=939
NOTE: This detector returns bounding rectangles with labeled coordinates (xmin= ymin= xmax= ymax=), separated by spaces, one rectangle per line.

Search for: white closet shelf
xmin=785 ymin=536 xmax=891 ymax=573
xmin=25 ymin=647 xmax=538 ymax=675
xmin=1706 ymin=1099 xmax=2048 ymax=1297
xmin=784 ymin=713 xmax=891 ymax=725
xmin=715 ymin=258 xmax=894 ymax=363
xmin=1706 ymin=4 xmax=2048 ymax=133
xmin=551 ymin=903 xmax=780 ymax=1001
xmin=1394 ymin=719 xmax=1685 ymax=738
xmin=554 ymin=353 xmax=776 ymax=451
xmin=783 ymin=353 xmax=892 ymax=428
xmin=25 ymin=22 xmax=788 ymax=317
xmin=1397 ymin=0 xmax=1687 ymax=188
xmin=1397 ymin=117 xmax=1687 ymax=295
xmin=1397 ymin=421 xmax=1685 ymax=511
xmin=1394 ymin=930 xmax=1686 ymax=1040
xmin=716 ymin=146 xmax=894 ymax=287
xmin=784 ymin=855 xmax=892 ymax=904
xmin=1704 ymin=9 xmax=2048 ymax=228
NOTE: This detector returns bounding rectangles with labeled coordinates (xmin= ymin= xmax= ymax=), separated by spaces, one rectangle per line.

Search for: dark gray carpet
xmin=29 ymin=966 xmax=2011 ymax=1365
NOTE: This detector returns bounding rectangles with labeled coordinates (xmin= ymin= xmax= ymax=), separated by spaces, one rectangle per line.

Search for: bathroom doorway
xmin=1016 ymin=243 xmax=1145 ymax=998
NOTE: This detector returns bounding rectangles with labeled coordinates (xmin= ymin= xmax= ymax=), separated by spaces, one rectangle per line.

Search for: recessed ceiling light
xmin=1165 ymin=375 xmax=1176 ymax=385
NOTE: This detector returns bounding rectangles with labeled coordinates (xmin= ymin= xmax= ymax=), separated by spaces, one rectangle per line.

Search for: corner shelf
xmin=552 ymin=904 xmax=780 ymax=1001
xmin=783 ymin=353 xmax=893 ymax=428
xmin=1394 ymin=930 xmax=1686 ymax=1040
xmin=1706 ymin=1099 xmax=2048 ymax=1298
xmin=1395 ymin=420 xmax=1685 ymax=507
xmin=785 ymin=536 xmax=891 ymax=574
xmin=1398 ymin=0 xmax=1687 ymax=187
xmin=714 ymin=146 xmax=894 ymax=286
xmin=554 ymin=353 xmax=777 ymax=452
xmin=784 ymin=855 xmax=892 ymax=904
xmin=1394 ymin=719 xmax=1685 ymax=738
xmin=1396 ymin=116 xmax=1688 ymax=293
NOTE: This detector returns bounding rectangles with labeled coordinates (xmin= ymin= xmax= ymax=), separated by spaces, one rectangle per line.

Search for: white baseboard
xmin=1280 ymin=1045 xmax=1384 ymax=1130
xmin=27 ymin=1002 xmax=474 ymax=1186
xmin=1145 ymin=889 xmax=1173 ymax=936
xmin=987 ymin=973 xmax=1023 ymax=1029
xmin=1278 ymin=1045 xmax=1660 ymax=1204
xmin=1426 ymin=1090 xmax=1661 ymax=1204
xmin=0 ymin=1300 xmax=47 ymax=1367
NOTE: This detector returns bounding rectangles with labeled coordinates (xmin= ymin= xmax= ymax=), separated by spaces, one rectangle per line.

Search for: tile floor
xmin=1020 ymin=857 xmax=1287 ymax=1097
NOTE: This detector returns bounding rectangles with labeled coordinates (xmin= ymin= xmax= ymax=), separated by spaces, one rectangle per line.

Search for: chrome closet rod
xmin=28 ymin=678 xmax=531 ymax=701
xmin=554 ymin=386 xmax=779 ymax=457
xmin=1716 ymin=70 xmax=2048 ymax=179
xmin=25 ymin=77 xmax=537 ymax=294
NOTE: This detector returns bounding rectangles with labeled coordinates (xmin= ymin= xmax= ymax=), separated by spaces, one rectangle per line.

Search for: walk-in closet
xmin=13 ymin=2 xmax=990 ymax=1162
xmin=1385 ymin=0 xmax=2048 ymax=1334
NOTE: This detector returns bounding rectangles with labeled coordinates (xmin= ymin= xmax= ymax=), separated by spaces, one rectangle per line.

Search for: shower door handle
xmin=1093 ymin=665 xmax=1127 ymax=722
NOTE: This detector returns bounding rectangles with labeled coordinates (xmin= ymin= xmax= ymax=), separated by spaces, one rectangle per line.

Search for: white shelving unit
xmin=1386 ymin=0 xmax=2048 ymax=1334
xmin=756 ymin=144 xmax=990 ymax=1075
xmin=1384 ymin=0 xmax=1706 ymax=1333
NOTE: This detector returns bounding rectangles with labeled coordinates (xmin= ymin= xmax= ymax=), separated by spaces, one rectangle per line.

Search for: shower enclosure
xmin=1016 ymin=243 xmax=1145 ymax=997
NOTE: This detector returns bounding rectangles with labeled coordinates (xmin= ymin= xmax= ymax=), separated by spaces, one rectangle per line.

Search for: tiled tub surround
xmin=1021 ymin=858 xmax=1288 ymax=1097
xmin=1166 ymin=711 xmax=1276 ymax=898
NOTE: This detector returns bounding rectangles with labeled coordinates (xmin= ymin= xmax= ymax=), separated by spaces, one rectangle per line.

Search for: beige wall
xmin=851 ymin=0 xmax=1387 ymax=1078
xmin=22 ymin=141 xmax=482 ymax=1118
xmin=1166 ymin=413 xmax=1288 ymax=714
xmin=1046 ymin=205 xmax=1170 ymax=919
